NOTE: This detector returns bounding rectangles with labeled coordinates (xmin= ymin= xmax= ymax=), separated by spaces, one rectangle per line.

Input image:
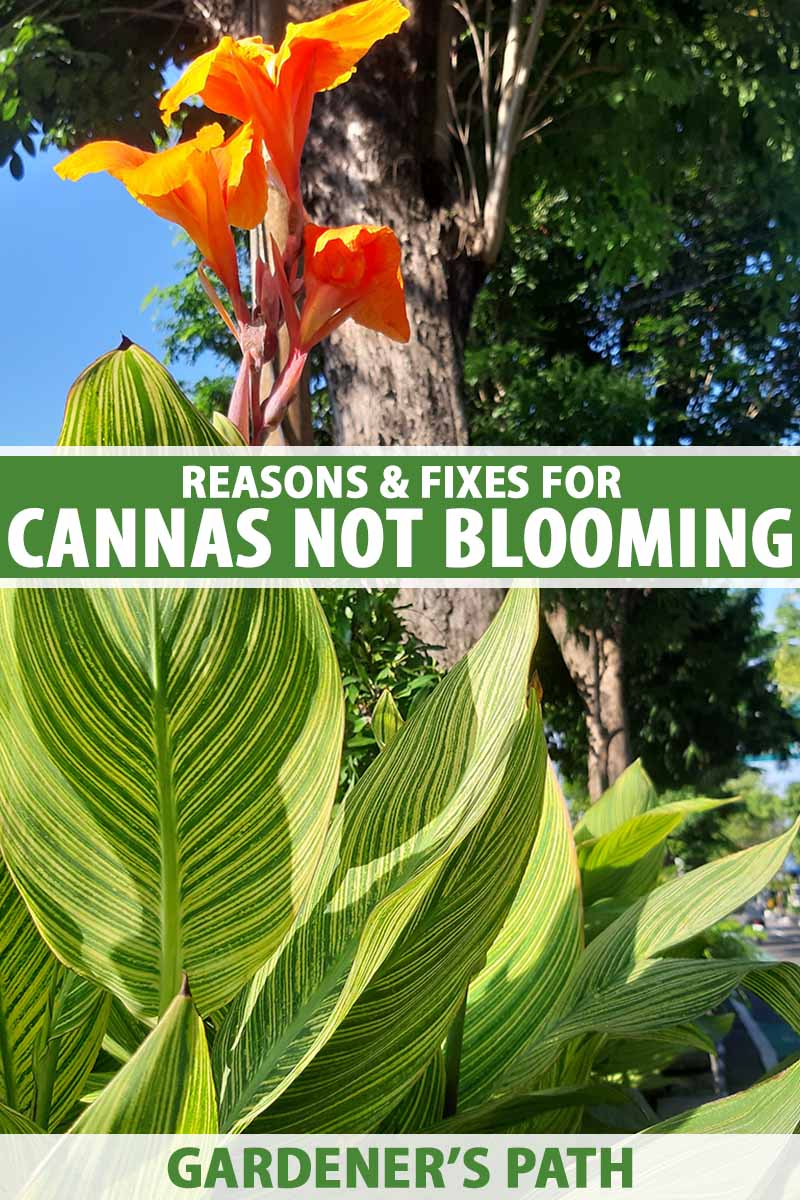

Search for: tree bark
xmin=395 ymin=587 xmax=507 ymax=664
xmin=545 ymin=600 xmax=632 ymax=800
xmin=299 ymin=0 xmax=479 ymax=445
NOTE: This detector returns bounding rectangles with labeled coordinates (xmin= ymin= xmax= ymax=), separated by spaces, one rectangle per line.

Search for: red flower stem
xmin=260 ymin=346 xmax=308 ymax=439
xmin=228 ymin=351 xmax=254 ymax=441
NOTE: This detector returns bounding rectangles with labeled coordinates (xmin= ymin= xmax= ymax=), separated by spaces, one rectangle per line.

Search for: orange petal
xmin=301 ymin=223 xmax=410 ymax=346
xmin=124 ymin=124 xmax=226 ymax=198
xmin=352 ymin=263 xmax=410 ymax=341
xmin=54 ymin=140 xmax=149 ymax=182
xmin=160 ymin=36 xmax=273 ymax=126
xmin=219 ymin=123 xmax=269 ymax=230
xmin=276 ymin=0 xmax=409 ymax=92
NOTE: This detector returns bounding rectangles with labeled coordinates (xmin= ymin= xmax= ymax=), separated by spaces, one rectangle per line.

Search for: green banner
xmin=1 ymin=449 xmax=797 ymax=582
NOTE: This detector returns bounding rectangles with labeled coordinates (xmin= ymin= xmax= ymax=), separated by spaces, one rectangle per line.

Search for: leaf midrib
xmin=149 ymin=591 xmax=182 ymax=1016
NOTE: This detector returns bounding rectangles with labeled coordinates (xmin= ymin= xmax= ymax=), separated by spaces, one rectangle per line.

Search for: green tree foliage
xmin=468 ymin=182 xmax=800 ymax=446
xmin=318 ymin=588 xmax=440 ymax=794
xmin=0 ymin=1 xmax=204 ymax=178
xmin=773 ymin=591 xmax=800 ymax=708
xmin=662 ymin=770 xmax=799 ymax=871
xmin=537 ymin=590 xmax=798 ymax=794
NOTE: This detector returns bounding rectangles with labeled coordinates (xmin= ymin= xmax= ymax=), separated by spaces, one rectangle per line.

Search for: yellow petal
xmin=124 ymin=125 xmax=225 ymax=198
xmin=160 ymin=36 xmax=273 ymax=126
xmin=277 ymin=0 xmax=409 ymax=92
xmin=219 ymin=123 xmax=269 ymax=230
xmin=54 ymin=140 xmax=149 ymax=182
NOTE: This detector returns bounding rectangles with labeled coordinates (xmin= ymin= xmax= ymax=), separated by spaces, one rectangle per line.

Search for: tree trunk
xmin=299 ymin=0 xmax=479 ymax=444
xmin=395 ymin=587 xmax=507 ymax=664
xmin=545 ymin=600 xmax=632 ymax=800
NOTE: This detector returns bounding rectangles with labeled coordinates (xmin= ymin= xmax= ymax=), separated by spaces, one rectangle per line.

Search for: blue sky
xmin=0 ymin=141 xmax=208 ymax=443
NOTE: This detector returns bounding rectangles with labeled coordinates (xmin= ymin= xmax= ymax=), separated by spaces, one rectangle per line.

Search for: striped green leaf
xmin=574 ymin=759 xmax=656 ymax=843
xmin=648 ymin=1056 xmax=800 ymax=1133
xmin=378 ymin=1051 xmax=446 ymax=1132
xmin=0 ymin=587 xmax=343 ymax=1019
xmin=103 ymin=998 xmax=151 ymax=1065
xmin=0 ymin=860 xmax=54 ymax=1116
xmin=0 ymin=1101 xmax=43 ymax=1134
xmin=71 ymin=986 xmax=217 ymax=1133
xmin=505 ymin=958 xmax=794 ymax=1091
xmin=57 ymin=340 xmax=225 ymax=447
xmin=429 ymin=1083 xmax=630 ymax=1134
xmin=372 ymin=689 xmax=403 ymax=750
xmin=495 ymin=820 xmax=799 ymax=1090
xmin=577 ymin=819 xmax=800 ymax=997
xmin=744 ymin=960 xmax=800 ymax=1033
xmin=578 ymin=796 xmax=736 ymax=906
xmin=214 ymin=588 xmax=542 ymax=1132
xmin=458 ymin=761 xmax=583 ymax=1107
xmin=32 ymin=970 xmax=111 ymax=1131
xmin=596 ymin=1016 xmax=734 ymax=1077
xmin=255 ymin=697 xmax=547 ymax=1133
xmin=211 ymin=411 xmax=248 ymax=446
xmin=0 ymin=861 xmax=109 ymax=1130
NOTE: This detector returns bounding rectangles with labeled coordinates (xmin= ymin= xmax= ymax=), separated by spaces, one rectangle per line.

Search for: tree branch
xmin=482 ymin=0 xmax=550 ymax=264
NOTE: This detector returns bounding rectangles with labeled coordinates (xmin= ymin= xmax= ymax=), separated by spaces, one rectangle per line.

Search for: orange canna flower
xmin=299 ymin=222 xmax=410 ymax=349
xmin=55 ymin=123 xmax=267 ymax=318
xmin=160 ymin=0 xmax=409 ymax=207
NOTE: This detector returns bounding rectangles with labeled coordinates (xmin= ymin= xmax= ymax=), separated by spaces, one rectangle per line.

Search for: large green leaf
xmin=595 ymin=1016 xmax=734 ymax=1078
xmin=459 ymin=761 xmax=583 ymax=1107
xmin=648 ymin=1056 xmax=800 ymax=1133
xmin=71 ymin=986 xmax=217 ymax=1133
xmin=34 ymin=970 xmax=111 ymax=1130
xmin=378 ymin=1051 xmax=446 ymax=1132
xmin=57 ymin=340 xmax=225 ymax=447
xmin=576 ymin=819 xmax=800 ymax=998
xmin=103 ymin=997 xmax=151 ymax=1065
xmin=255 ymin=698 xmax=546 ymax=1133
xmin=573 ymin=759 xmax=656 ymax=843
xmin=214 ymin=588 xmax=542 ymax=1132
xmin=745 ymin=960 xmax=800 ymax=1032
xmin=0 ymin=1101 xmax=43 ymax=1134
xmin=578 ymin=796 xmax=737 ymax=906
xmin=429 ymin=1083 xmax=631 ymax=1134
xmin=0 ymin=588 xmax=343 ymax=1019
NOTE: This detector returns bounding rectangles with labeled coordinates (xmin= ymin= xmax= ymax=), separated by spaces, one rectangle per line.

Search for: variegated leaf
xmin=648 ymin=1057 xmax=800 ymax=1133
xmin=0 ymin=861 xmax=109 ymax=1130
xmin=57 ymin=341 xmax=225 ymax=447
xmin=573 ymin=759 xmax=656 ymax=843
xmin=378 ymin=1051 xmax=446 ymax=1132
xmin=495 ymin=820 xmax=800 ymax=1090
xmin=578 ymin=796 xmax=737 ymax=905
xmin=0 ymin=588 xmax=343 ymax=1019
xmin=71 ymin=986 xmax=217 ymax=1133
xmin=459 ymin=761 xmax=582 ymax=1107
xmin=255 ymin=698 xmax=546 ymax=1132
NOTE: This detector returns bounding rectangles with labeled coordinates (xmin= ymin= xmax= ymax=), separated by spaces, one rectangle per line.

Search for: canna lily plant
xmin=55 ymin=0 xmax=411 ymax=445
xmin=2 ymin=0 xmax=799 ymax=1141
